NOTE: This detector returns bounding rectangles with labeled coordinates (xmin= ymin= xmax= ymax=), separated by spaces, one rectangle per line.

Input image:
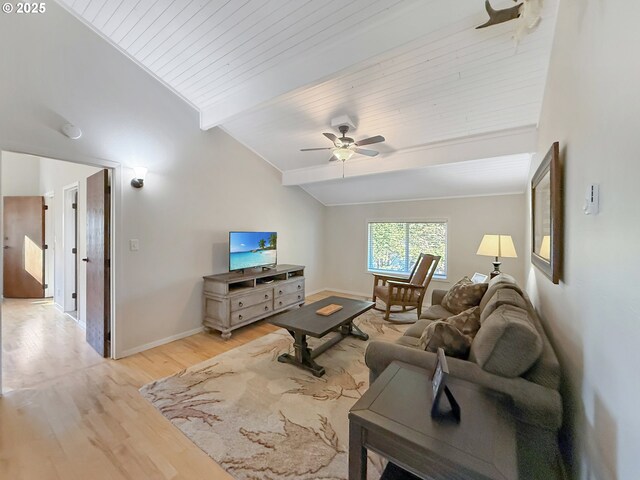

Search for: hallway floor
xmin=0 ymin=296 xmax=303 ymax=479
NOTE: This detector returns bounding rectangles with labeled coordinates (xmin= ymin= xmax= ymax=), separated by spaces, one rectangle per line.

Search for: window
xmin=367 ymin=221 xmax=447 ymax=279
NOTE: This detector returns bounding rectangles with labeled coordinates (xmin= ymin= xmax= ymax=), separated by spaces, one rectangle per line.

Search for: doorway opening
xmin=63 ymin=184 xmax=79 ymax=319
xmin=1 ymin=150 xmax=116 ymax=393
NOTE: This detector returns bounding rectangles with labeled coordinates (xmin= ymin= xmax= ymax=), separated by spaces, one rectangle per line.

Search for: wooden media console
xmin=202 ymin=264 xmax=305 ymax=339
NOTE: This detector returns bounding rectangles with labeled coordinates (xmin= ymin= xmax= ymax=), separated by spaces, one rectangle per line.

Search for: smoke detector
xmin=62 ymin=124 xmax=82 ymax=140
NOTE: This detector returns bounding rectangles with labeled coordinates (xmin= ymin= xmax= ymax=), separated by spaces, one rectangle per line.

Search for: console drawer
xmin=231 ymin=290 xmax=273 ymax=312
xmin=231 ymin=300 xmax=272 ymax=325
xmin=275 ymin=291 xmax=305 ymax=310
xmin=275 ymin=279 xmax=305 ymax=298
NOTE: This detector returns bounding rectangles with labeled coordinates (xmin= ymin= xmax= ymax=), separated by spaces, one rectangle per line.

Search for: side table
xmin=348 ymin=361 xmax=564 ymax=480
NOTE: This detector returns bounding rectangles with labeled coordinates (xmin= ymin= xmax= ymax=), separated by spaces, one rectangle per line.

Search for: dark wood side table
xmin=349 ymin=361 xmax=564 ymax=480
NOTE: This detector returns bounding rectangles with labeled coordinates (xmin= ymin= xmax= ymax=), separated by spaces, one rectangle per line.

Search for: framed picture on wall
xmin=531 ymin=142 xmax=562 ymax=284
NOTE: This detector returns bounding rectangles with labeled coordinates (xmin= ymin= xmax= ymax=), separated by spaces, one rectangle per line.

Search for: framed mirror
xmin=531 ymin=142 xmax=562 ymax=284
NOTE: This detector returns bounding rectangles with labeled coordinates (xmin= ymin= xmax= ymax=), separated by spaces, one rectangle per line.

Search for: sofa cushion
xmin=404 ymin=319 xmax=434 ymax=338
xmin=479 ymin=273 xmax=523 ymax=313
xmin=419 ymin=321 xmax=472 ymax=359
xmin=480 ymin=288 xmax=528 ymax=324
xmin=396 ymin=336 xmax=421 ymax=348
xmin=441 ymin=277 xmax=488 ymax=315
xmin=446 ymin=306 xmax=481 ymax=338
xmin=470 ymin=304 xmax=543 ymax=378
xmin=419 ymin=304 xmax=453 ymax=320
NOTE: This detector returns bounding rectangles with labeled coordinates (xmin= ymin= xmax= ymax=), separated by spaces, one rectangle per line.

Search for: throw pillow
xmin=419 ymin=321 xmax=472 ymax=359
xmin=441 ymin=277 xmax=488 ymax=315
xmin=446 ymin=306 xmax=481 ymax=338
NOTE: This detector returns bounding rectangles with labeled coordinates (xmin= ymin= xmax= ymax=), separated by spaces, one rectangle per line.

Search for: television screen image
xmin=229 ymin=231 xmax=277 ymax=271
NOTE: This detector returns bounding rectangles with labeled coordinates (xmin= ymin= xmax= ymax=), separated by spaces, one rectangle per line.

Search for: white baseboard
xmin=118 ymin=288 xmax=369 ymax=359
xmin=314 ymin=287 xmax=371 ymax=299
xmin=118 ymin=326 xmax=204 ymax=359
xmin=54 ymin=302 xmax=64 ymax=312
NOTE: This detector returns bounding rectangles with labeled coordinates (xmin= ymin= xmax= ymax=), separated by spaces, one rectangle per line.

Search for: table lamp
xmin=476 ymin=234 xmax=518 ymax=278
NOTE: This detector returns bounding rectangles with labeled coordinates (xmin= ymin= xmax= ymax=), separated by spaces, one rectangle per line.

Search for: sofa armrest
xmin=431 ymin=289 xmax=447 ymax=305
xmin=364 ymin=341 xmax=562 ymax=431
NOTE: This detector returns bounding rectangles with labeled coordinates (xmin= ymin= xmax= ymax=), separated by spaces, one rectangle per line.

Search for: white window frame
xmin=366 ymin=219 xmax=448 ymax=280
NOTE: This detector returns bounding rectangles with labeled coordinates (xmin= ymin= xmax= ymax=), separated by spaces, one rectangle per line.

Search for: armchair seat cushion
xmin=419 ymin=304 xmax=453 ymax=320
xmin=374 ymin=284 xmax=420 ymax=303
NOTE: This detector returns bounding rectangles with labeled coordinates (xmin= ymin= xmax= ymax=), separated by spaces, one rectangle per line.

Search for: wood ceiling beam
xmin=282 ymin=126 xmax=537 ymax=186
xmin=199 ymin=0 xmax=482 ymax=130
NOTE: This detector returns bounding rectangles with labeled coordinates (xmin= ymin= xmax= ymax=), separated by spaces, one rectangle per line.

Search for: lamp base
xmin=490 ymin=260 xmax=502 ymax=279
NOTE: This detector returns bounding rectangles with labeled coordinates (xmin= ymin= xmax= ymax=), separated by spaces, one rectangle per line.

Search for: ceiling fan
xmin=300 ymin=125 xmax=385 ymax=162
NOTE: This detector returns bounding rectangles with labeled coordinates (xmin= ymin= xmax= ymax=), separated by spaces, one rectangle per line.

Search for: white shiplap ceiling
xmin=58 ymin=0 xmax=558 ymax=204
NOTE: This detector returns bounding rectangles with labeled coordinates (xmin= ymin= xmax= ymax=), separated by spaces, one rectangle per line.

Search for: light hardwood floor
xmin=0 ymin=292 xmax=352 ymax=480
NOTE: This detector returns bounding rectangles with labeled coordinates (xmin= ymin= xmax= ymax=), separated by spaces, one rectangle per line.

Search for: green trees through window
xmin=367 ymin=222 xmax=447 ymax=278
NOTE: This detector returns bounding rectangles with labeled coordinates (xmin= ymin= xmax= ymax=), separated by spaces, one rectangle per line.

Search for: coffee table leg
xmin=278 ymin=331 xmax=326 ymax=377
xmin=348 ymin=322 xmax=369 ymax=341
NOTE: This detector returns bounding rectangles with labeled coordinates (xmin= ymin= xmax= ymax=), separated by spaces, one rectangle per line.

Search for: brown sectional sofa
xmin=365 ymin=273 xmax=562 ymax=433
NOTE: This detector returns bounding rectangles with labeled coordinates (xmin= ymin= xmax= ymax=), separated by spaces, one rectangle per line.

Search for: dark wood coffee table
xmin=268 ymin=296 xmax=374 ymax=377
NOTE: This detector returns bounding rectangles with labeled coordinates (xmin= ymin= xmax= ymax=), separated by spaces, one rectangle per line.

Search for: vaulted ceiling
xmin=58 ymin=0 xmax=559 ymax=205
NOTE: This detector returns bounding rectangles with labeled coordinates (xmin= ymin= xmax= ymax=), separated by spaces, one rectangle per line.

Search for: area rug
xmin=140 ymin=309 xmax=411 ymax=480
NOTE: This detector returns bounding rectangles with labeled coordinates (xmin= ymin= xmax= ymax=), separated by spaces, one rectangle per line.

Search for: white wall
xmin=0 ymin=3 xmax=325 ymax=357
xmin=324 ymin=194 xmax=526 ymax=298
xmin=526 ymin=2 xmax=640 ymax=480
xmin=1 ymin=151 xmax=40 ymax=196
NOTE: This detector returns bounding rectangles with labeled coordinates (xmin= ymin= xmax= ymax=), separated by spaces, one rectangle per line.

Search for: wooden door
xmin=85 ymin=170 xmax=110 ymax=357
xmin=3 ymin=196 xmax=45 ymax=298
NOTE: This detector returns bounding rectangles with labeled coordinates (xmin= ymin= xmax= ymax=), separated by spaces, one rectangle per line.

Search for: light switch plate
xmin=129 ymin=239 xmax=139 ymax=251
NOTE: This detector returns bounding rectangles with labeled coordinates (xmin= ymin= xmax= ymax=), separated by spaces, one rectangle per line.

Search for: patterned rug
xmin=140 ymin=308 xmax=410 ymax=480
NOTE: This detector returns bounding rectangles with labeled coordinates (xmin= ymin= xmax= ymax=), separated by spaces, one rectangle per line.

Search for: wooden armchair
xmin=372 ymin=253 xmax=441 ymax=322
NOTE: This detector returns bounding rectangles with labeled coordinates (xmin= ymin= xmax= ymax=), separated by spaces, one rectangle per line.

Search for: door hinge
xmin=44 ymin=205 xmax=49 ymax=210
xmin=72 ymin=292 xmax=77 ymax=299
xmin=72 ymin=247 xmax=77 ymax=254
xmin=43 ymin=244 xmax=48 ymax=250
xmin=106 ymin=258 xmax=111 ymax=268
xmin=44 ymin=283 xmax=48 ymax=289
xmin=72 ymin=203 xmax=77 ymax=209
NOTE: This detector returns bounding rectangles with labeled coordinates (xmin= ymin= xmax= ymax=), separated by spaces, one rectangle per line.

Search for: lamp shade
xmin=132 ymin=166 xmax=148 ymax=180
xmin=476 ymin=234 xmax=518 ymax=258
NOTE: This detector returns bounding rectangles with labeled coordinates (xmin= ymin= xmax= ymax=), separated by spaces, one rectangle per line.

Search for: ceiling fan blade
xmin=300 ymin=147 xmax=332 ymax=151
xmin=355 ymin=135 xmax=385 ymax=146
xmin=355 ymin=148 xmax=379 ymax=157
xmin=328 ymin=155 xmax=338 ymax=162
xmin=323 ymin=132 xmax=338 ymax=143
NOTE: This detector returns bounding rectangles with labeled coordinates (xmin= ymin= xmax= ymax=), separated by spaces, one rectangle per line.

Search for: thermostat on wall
xmin=583 ymin=184 xmax=599 ymax=215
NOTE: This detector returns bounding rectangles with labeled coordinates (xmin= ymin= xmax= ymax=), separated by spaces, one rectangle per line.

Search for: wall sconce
xmin=131 ymin=166 xmax=148 ymax=188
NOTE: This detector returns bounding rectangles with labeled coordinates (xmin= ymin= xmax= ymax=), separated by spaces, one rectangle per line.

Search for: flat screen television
xmin=229 ymin=231 xmax=277 ymax=272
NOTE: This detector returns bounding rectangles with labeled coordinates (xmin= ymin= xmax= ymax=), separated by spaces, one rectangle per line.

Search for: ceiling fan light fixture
xmin=333 ymin=147 xmax=354 ymax=162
